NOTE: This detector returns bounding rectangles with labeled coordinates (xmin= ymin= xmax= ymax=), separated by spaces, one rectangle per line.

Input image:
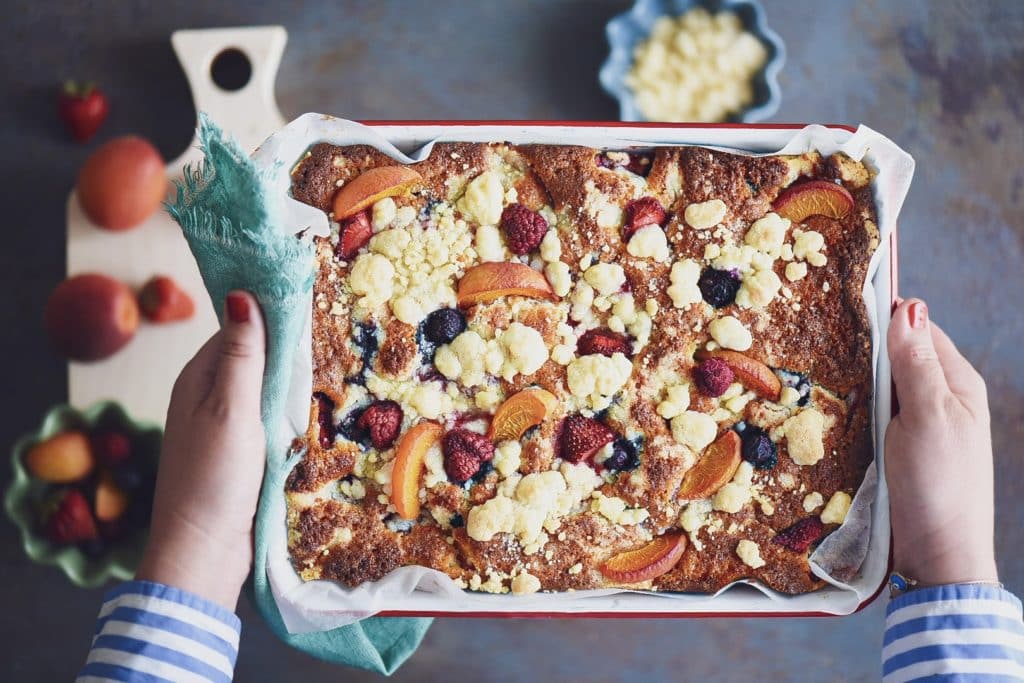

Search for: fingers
xmin=206 ymin=291 xmax=267 ymax=416
xmin=887 ymin=298 xmax=949 ymax=423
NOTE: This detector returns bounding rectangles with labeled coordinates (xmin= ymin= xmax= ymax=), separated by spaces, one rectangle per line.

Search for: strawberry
xmin=500 ymin=204 xmax=548 ymax=255
xmin=91 ymin=430 xmax=132 ymax=467
xmin=623 ymin=197 xmax=666 ymax=237
xmin=138 ymin=276 xmax=195 ymax=323
xmin=577 ymin=329 xmax=631 ymax=357
xmin=336 ymin=211 xmax=373 ymax=260
xmin=773 ymin=517 xmax=825 ymax=553
xmin=44 ymin=489 xmax=99 ymax=544
xmin=355 ymin=400 xmax=403 ymax=450
xmin=58 ymin=81 xmax=109 ymax=143
xmin=559 ymin=414 xmax=616 ymax=464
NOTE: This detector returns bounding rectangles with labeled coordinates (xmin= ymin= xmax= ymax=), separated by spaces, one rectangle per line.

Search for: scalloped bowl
xmin=5 ymin=402 xmax=162 ymax=588
xmin=600 ymin=0 xmax=786 ymax=123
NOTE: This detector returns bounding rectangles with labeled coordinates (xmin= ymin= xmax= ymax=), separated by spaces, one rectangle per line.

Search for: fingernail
xmin=908 ymin=301 xmax=927 ymax=330
xmin=226 ymin=292 xmax=250 ymax=323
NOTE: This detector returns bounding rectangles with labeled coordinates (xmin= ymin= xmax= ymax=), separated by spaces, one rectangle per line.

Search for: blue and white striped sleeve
xmin=883 ymin=583 xmax=1024 ymax=682
xmin=77 ymin=580 xmax=241 ymax=683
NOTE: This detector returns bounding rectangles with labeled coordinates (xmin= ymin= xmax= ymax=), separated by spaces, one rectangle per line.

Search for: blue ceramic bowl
xmin=600 ymin=0 xmax=786 ymax=123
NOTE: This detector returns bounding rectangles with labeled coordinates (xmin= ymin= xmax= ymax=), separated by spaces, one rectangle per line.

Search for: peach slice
xmin=332 ymin=166 xmax=422 ymax=220
xmin=391 ymin=422 xmax=444 ymax=520
xmin=487 ymin=388 xmax=557 ymax=442
xmin=95 ymin=471 xmax=129 ymax=523
xmin=773 ymin=180 xmax=854 ymax=223
xmin=696 ymin=348 xmax=782 ymax=402
xmin=25 ymin=431 xmax=95 ymax=483
xmin=677 ymin=430 xmax=742 ymax=500
xmin=600 ymin=532 xmax=687 ymax=583
xmin=456 ymin=262 xmax=557 ymax=308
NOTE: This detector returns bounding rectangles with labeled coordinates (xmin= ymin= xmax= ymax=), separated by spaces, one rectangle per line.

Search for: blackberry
xmin=423 ymin=308 xmax=466 ymax=345
xmin=339 ymin=407 xmax=371 ymax=449
xmin=777 ymin=369 xmax=812 ymax=406
xmin=603 ymin=438 xmax=641 ymax=472
xmin=697 ymin=268 xmax=741 ymax=308
xmin=740 ymin=426 xmax=778 ymax=470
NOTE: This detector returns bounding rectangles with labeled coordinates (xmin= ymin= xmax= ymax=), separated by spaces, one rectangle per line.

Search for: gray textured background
xmin=2 ymin=1 xmax=1021 ymax=680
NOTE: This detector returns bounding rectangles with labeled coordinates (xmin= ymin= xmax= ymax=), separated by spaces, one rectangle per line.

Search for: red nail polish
xmin=908 ymin=301 xmax=927 ymax=329
xmin=226 ymin=292 xmax=250 ymax=323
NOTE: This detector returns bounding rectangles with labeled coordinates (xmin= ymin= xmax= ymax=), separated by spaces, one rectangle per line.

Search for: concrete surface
xmin=1 ymin=1 xmax=1021 ymax=680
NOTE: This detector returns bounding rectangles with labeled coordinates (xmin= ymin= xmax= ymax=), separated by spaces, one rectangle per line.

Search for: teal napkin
xmin=167 ymin=114 xmax=432 ymax=674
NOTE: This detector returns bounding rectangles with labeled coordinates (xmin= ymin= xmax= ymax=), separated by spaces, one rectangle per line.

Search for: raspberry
xmin=355 ymin=400 xmax=403 ymax=450
xmin=444 ymin=450 xmax=480 ymax=483
xmin=623 ymin=197 xmax=666 ymax=237
xmin=336 ymin=210 xmax=373 ymax=260
xmin=559 ymin=414 xmax=616 ymax=464
xmin=773 ymin=517 xmax=825 ymax=553
xmin=443 ymin=429 xmax=495 ymax=483
xmin=500 ymin=204 xmax=547 ymax=255
xmin=697 ymin=268 xmax=741 ymax=308
xmin=314 ymin=392 xmax=337 ymax=449
xmin=740 ymin=426 xmax=777 ymax=469
xmin=91 ymin=430 xmax=132 ymax=467
xmin=423 ymin=308 xmax=466 ymax=345
xmin=693 ymin=358 xmax=735 ymax=397
xmin=577 ymin=328 xmax=631 ymax=357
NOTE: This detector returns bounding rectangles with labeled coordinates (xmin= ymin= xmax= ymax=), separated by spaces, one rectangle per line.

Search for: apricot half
xmin=600 ymin=533 xmax=687 ymax=583
xmin=677 ymin=430 xmax=742 ymax=500
xmin=695 ymin=348 xmax=782 ymax=401
xmin=391 ymin=422 xmax=443 ymax=520
xmin=332 ymin=166 xmax=422 ymax=220
xmin=457 ymin=262 xmax=557 ymax=308
xmin=487 ymin=388 xmax=557 ymax=442
xmin=25 ymin=431 xmax=94 ymax=483
xmin=773 ymin=180 xmax=854 ymax=223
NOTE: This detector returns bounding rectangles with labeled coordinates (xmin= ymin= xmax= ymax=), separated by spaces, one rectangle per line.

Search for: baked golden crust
xmin=285 ymin=140 xmax=877 ymax=596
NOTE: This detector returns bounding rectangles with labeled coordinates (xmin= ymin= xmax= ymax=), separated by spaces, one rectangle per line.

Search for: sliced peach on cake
xmin=332 ymin=166 xmax=422 ymax=220
xmin=600 ymin=532 xmax=687 ymax=583
xmin=456 ymin=262 xmax=557 ymax=307
xmin=772 ymin=180 xmax=854 ymax=223
xmin=677 ymin=430 xmax=742 ymax=500
xmin=695 ymin=348 xmax=782 ymax=402
xmin=391 ymin=422 xmax=444 ymax=520
xmin=487 ymin=388 xmax=557 ymax=442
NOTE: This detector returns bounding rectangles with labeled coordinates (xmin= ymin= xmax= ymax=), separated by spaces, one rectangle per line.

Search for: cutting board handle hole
xmin=210 ymin=48 xmax=252 ymax=92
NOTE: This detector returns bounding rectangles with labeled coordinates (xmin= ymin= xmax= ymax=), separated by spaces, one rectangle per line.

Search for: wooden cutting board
xmin=66 ymin=26 xmax=288 ymax=426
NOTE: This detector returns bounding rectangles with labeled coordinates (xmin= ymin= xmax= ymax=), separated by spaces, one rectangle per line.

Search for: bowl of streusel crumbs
xmin=600 ymin=0 xmax=785 ymax=123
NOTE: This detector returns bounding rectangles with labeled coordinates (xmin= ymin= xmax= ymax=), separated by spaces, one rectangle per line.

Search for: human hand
xmin=885 ymin=298 xmax=998 ymax=587
xmin=136 ymin=291 xmax=267 ymax=610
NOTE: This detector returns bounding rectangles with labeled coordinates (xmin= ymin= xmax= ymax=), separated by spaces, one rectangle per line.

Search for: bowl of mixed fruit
xmin=5 ymin=402 xmax=160 ymax=588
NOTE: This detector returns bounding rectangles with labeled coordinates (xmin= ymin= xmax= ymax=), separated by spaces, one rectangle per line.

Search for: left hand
xmin=136 ymin=291 xmax=267 ymax=610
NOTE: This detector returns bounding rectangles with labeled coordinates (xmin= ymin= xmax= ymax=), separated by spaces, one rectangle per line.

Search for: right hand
xmin=885 ymin=298 xmax=998 ymax=586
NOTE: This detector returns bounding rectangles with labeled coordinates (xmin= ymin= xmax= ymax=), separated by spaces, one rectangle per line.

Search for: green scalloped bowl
xmin=4 ymin=402 xmax=162 ymax=588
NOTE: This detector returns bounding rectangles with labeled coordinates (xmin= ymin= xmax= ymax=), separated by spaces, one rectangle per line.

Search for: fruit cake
xmin=284 ymin=139 xmax=879 ymax=596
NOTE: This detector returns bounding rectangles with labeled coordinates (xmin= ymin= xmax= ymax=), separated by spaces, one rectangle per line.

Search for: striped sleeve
xmin=883 ymin=583 xmax=1024 ymax=682
xmin=77 ymin=580 xmax=241 ymax=683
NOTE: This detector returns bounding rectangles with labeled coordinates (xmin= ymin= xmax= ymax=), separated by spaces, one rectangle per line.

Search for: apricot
xmin=677 ymin=430 xmax=742 ymax=500
xmin=332 ymin=166 xmax=422 ymax=220
xmin=600 ymin=533 xmax=686 ymax=583
xmin=45 ymin=274 xmax=139 ymax=361
xmin=25 ymin=431 xmax=94 ymax=483
xmin=457 ymin=262 xmax=557 ymax=308
xmin=77 ymin=135 xmax=167 ymax=230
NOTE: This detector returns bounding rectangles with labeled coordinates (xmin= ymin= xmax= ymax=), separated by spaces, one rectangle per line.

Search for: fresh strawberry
xmin=559 ymin=414 xmax=616 ymax=464
xmin=577 ymin=328 xmax=631 ymax=357
xmin=500 ymin=204 xmax=548 ymax=255
xmin=58 ymin=81 xmax=109 ymax=143
xmin=44 ymin=489 xmax=98 ymax=544
xmin=138 ymin=276 xmax=195 ymax=323
xmin=336 ymin=211 xmax=373 ymax=260
xmin=623 ymin=197 xmax=666 ymax=237
xmin=355 ymin=400 xmax=403 ymax=450
xmin=90 ymin=430 xmax=132 ymax=467
xmin=773 ymin=517 xmax=825 ymax=553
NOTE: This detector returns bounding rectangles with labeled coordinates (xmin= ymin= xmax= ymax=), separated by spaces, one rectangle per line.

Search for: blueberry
xmin=111 ymin=464 xmax=144 ymax=492
xmin=339 ymin=407 xmax=370 ymax=449
xmin=777 ymin=369 xmax=812 ymax=406
xmin=449 ymin=513 xmax=465 ymax=528
xmin=353 ymin=322 xmax=378 ymax=369
xmin=467 ymin=460 xmax=494 ymax=487
xmin=603 ymin=438 xmax=641 ymax=472
xmin=423 ymin=308 xmax=466 ymax=345
xmin=739 ymin=426 xmax=778 ymax=470
xmin=697 ymin=268 xmax=741 ymax=308
xmin=80 ymin=539 xmax=106 ymax=559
